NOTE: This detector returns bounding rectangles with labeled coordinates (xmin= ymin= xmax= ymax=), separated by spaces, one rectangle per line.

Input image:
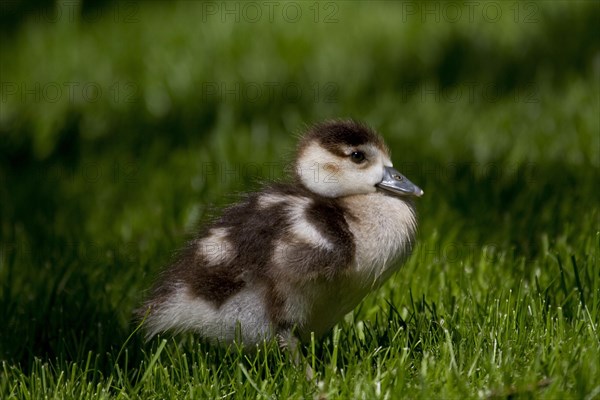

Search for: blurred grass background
xmin=0 ymin=0 xmax=599 ymax=398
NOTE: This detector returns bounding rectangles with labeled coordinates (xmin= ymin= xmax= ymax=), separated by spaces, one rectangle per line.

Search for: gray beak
xmin=376 ymin=166 xmax=424 ymax=197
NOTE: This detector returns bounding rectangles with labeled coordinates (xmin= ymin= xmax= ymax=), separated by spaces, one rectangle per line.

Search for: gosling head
xmin=294 ymin=120 xmax=424 ymax=199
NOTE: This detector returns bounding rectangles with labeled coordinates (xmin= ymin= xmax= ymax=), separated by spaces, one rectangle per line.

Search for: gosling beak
xmin=376 ymin=166 xmax=424 ymax=197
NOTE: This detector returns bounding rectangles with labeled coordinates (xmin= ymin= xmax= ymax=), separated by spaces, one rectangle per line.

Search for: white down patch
xmin=286 ymin=197 xmax=334 ymax=250
xmin=196 ymin=227 xmax=235 ymax=266
xmin=341 ymin=192 xmax=417 ymax=285
xmin=256 ymin=193 xmax=298 ymax=210
xmin=145 ymin=283 xmax=273 ymax=346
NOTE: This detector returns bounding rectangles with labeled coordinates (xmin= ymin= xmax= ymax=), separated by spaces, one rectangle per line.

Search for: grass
xmin=1 ymin=1 xmax=599 ymax=399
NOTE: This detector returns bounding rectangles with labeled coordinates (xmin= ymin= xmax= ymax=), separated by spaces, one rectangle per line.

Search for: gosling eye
xmin=350 ymin=151 xmax=366 ymax=164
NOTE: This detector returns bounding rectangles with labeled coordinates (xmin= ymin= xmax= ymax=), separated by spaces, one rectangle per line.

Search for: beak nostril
xmin=378 ymin=166 xmax=422 ymax=197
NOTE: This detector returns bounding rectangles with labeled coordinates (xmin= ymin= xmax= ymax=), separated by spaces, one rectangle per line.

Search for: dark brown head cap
xmin=297 ymin=119 xmax=389 ymax=157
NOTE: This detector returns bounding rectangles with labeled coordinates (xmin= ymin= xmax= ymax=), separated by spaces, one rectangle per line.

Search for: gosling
xmin=139 ymin=119 xmax=423 ymax=349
